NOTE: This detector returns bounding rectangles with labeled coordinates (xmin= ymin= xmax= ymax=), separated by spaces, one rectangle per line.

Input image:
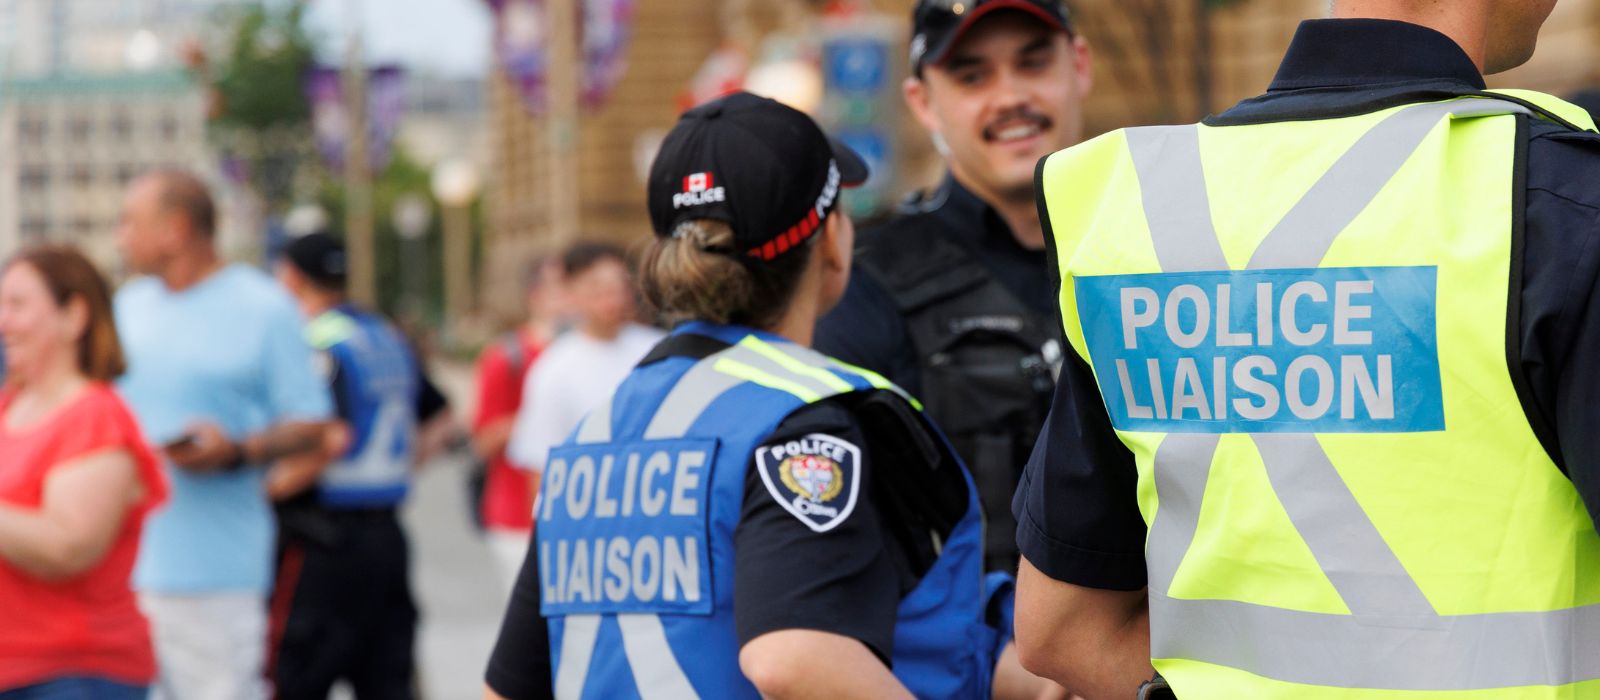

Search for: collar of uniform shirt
xmin=1268 ymin=18 xmax=1487 ymax=92
xmin=927 ymin=173 xmax=1034 ymax=254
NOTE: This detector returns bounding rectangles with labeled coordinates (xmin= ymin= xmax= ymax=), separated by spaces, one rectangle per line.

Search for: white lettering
xmin=632 ymin=536 xmax=661 ymax=602
xmin=1341 ymin=355 xmax=1394 ymax=420
xmin=541 ymin=458 xmax=567 ymax=521
xmin=1280 ymin=281 xmax=1328 ymax=346
xmin=1121 ymin=287 xmax=1159 ymax=350
xmin=640 ymin=452 xmax=670 ymax=517
xmin=621 ymin=453 xmax=640 ymax=517
xmin=1285 ymin=356 xmax=1335 ymax=420
xmin=604 ymin=538 xmax=630 ymax=602
xmin=663 ymin=537 xmax=700 ymax=602
xmin=1233 ymin=356 xmax=1279 ymax=420
xmin=1117 ymin=359 xmax=1154 ymax=419
xmin=1146 ymin=358 xmax=1168 ymax=420
xmin=566 ymin=537 xmax=591 ymax=603
xmin=1212 ymin=357 xmax=1227 ymax=419
xmin=1256 ymin=282 xmax=1274 ymax=346
xmin=1171 ymin=357 xmax=1211 ymax=420
xmin=1333 ymin=280 xmax=1375 ymax=345
xmin=541 ymin=541 xmax=557 ymax=602
xmin=594 ymin=455 xmax=619 ymax=518
xmin=565 ymin=456 xmax=595 ymax=520
xmin=1165 ymin=284 xmax=1211 ymax=349
xmin=1215 ymin=284 xmax=1252 ymax=347
xmin=669 ymin=451 xmax=705 ymax=517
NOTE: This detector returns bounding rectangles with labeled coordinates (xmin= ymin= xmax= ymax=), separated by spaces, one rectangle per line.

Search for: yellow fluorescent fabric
xmin=1038 ymin=92 xmax=1600 ymax=697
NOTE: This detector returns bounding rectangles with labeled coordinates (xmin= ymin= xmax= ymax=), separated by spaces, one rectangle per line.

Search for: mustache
xmin=981 ymin=109 xmax=1053 ymax=141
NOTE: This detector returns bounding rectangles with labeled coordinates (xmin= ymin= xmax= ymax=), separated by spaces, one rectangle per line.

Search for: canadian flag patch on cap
xmin=674 ymin=171 xmax=726 ymax=209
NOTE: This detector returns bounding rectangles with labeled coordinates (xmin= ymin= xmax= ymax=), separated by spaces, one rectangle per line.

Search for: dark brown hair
xmin=5 ymin=245 xmax=127 ymax=381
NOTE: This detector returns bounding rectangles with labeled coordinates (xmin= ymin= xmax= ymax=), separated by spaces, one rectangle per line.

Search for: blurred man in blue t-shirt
xmin=114 ymin=170 xmax=332 ymax=700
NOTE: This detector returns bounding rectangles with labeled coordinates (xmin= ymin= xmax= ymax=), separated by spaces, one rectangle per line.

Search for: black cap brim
xmin=828 ymin=136 xmax=871 ymax=188
xmin=922 ymin=0 xmax=1068 ymax=70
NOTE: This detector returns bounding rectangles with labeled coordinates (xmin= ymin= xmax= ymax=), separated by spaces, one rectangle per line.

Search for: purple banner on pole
xmin=485 ymin=0 xmax=635 ymax=114
xmin=305 ymin=64 xmax=407 ymax=172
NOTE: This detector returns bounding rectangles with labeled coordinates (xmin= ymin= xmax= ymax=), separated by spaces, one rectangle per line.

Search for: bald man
xmin=1015 ymin=2 xmax=1600 ymax=698
xmin=114 ymin=170 xmax=332 ymax=700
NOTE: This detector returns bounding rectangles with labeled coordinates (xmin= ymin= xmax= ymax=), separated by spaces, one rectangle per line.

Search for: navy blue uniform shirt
xmin=815 ymin=176 xmax=1055 ymax=397
xmin=1015 ymin=18 xmax=1600 ymax=591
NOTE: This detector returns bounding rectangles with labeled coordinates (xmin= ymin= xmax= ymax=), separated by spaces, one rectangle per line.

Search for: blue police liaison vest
xmin=306 ymin=306 xmax=419 ymax=508
xmin=536 ymin=321 xmax=1008 ymax=699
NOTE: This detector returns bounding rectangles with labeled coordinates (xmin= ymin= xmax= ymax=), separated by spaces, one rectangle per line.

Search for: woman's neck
xmin=5 ymin=356 xmax=89 ymax=429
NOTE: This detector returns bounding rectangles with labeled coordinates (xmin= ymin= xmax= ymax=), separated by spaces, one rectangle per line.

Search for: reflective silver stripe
xmin=576 ymin=397 xmax=614 ymax=445
xmin=643 ymin=358 xmax=748 ymax=440
xmin=1125 ymin=99 xmax=1599 ymax=689
xmin=553 ymin=614 xmax=602 ymax=700
xmin=1126 ymin=125 xmax=1230 ymax=272
xmin=1144 ymin=434 xmax=1219 ymax=596
xmin=618 ymin=613 xmax=702 ymax=699
xmin=1252 ymin=434 xmax=1435 ymax=619
xmin=644 ymin=338 xmax=861 ymax=440
xmin=1249 ymin=99 xmax=1529 ymax=269
xmin=1152 ymin=591 xmax=1600 ymax=690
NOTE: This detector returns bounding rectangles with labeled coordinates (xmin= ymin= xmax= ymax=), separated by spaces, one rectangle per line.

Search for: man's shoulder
xmin=1527 ymin=123 xmax=1600 ymax=213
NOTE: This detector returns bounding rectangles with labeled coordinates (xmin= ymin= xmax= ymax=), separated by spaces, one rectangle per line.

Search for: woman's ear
xmin=819 ymin=211 xmax=851 ymax=273
xmin=61 ymin=295 xmax=90 ymax=344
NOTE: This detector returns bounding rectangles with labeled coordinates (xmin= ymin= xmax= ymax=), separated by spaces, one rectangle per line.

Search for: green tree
xmin=199 ymin=1 xmax=317 ymax=210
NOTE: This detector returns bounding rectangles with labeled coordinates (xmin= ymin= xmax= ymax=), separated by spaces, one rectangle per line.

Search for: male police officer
xmin=1014 ymin=1 xmax=1600 ymax=698
xmin=816 ymin=0 xmax=1092 ymax=574
xmin=269 ymin=232 xmax=422 ymax=698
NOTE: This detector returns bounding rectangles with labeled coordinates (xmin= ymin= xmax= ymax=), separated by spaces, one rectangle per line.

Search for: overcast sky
xmin=301 ymin=0 xmax=492 ymax=78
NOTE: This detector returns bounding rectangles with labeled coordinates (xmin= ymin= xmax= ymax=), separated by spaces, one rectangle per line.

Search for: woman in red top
xmin=0 ymin=245 xmax=167 ymax=699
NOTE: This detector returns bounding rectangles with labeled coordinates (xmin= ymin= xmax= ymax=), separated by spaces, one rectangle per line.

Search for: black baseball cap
xmin=910 ymin=0 xmax=1073 ymax=74
xmin=282 ymin=231 xmax=348 ymax=290
xmin=647 ymin=92 xmax=869 ymax=262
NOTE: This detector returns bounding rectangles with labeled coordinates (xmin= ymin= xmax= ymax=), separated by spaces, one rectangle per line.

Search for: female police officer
xmin=483 ymin=92 xmax=1063 ymax=700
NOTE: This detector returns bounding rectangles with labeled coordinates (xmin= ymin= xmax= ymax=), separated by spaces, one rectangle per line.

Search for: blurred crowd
xmin=7 ymin=1 xmax=1600 ymax=699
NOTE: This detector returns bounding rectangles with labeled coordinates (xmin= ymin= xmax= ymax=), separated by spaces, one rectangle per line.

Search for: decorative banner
xmin=487 ymin=0 xmax=636 ymax=114
xmin=305 ymin=64 xmax=407 ymax=173
xmin=818 ymin=15 xmax=900 ymax=217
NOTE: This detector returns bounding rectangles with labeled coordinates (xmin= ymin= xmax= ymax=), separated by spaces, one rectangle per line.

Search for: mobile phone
xmin=164 ymin=434 xmax=198 ymax=451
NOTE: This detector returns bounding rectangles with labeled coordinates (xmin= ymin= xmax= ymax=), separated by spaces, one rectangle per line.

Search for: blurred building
xmin=0 ymin=70 xmax=210 ymax=267
xmin=398 ymin=75 xmax=489 ymax=168
xmin=479 ymin=0 xmax=1600 ymax=321
xmin=0 ymin=0 xmax=252 ymax=263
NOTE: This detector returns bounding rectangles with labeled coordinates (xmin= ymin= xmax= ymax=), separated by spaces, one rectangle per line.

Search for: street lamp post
xmin=392 ymin=193 xmax=432 ymax=321
xmin=431 ymin=160 xmax=480 ymax=333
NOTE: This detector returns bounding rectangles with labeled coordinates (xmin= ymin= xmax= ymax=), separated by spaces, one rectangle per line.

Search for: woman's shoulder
xmin=59 ymin=384 xmax=151 ymax=450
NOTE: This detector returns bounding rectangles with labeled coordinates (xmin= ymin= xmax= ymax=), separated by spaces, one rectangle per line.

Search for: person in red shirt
xmin=0 ymin=245 xmax=168 ymax=699
xmin=472 ymin=257 xmax=565 ymax=587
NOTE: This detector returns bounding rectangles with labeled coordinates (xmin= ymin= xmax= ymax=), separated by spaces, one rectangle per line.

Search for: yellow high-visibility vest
xmin=1037 ymin=91 xmax=1600 ymax=698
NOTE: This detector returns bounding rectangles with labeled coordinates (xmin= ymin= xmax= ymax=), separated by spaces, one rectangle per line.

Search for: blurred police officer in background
xmin=269 ymin=232 xmax=423 ymax=699
xmin=1015 ymin=1 xmax=1600 ymax=698
xmin=816 ymin=0 xmax=1092 ymax=574
xmin=485 ymin=91 xmax=1066 ymax=700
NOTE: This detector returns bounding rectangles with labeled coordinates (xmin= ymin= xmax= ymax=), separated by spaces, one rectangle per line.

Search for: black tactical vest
xmin=856 ymin=198 xmax=1059 ymax=574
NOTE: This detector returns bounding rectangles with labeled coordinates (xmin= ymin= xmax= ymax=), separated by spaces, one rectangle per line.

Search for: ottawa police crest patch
xmin=755 ymin=433 xmax=861 ymax=533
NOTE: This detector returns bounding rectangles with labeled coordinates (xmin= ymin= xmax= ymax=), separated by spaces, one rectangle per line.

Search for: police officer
xmin=484 ymin=92 xmax=1064 ymax=700
xmin=269 ymin=232 xmax=422 ymax=698
xmin=1014 ymin=2 xmax=1600 ymax=698
xmin=816 ymin=0 xmax=1092 ymax=574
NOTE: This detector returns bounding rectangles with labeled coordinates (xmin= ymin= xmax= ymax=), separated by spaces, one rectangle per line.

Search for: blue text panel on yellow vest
xmin=537 ymin=438 xmax=719 ymax=616
xmin=1076 ymin=266 xmax=1442 ymax=432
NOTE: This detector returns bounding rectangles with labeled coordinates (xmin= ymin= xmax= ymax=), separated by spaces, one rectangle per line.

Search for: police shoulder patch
xmin=754 ymin=432 xmax=862 ymax=533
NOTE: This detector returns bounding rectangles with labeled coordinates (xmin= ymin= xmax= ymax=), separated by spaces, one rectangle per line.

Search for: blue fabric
xmin=116 ymin=265 xmax=333 ymax=594
xmin=0 ymin=677 xmax=147 ymax=700
xmin=315 ymin=306 xmax=419 ymax=508
xmin=539 ymin=322 xmax=997 ymax=699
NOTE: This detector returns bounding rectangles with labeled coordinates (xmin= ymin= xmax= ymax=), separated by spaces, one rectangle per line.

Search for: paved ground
xmin=402 ymin=361 xmax=508 ymax=700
